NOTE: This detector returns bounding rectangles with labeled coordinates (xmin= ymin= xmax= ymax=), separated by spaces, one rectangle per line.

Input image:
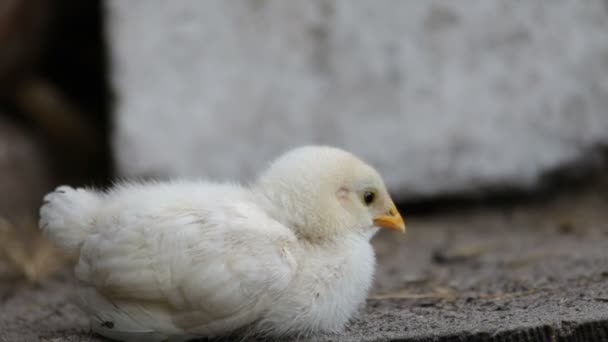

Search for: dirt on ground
xmin=1 ymin=182 xmax=607 ymax=342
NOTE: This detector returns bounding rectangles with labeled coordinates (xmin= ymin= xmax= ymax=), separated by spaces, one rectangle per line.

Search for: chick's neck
xmin=252 ymin=185 xmax=359 ymax=244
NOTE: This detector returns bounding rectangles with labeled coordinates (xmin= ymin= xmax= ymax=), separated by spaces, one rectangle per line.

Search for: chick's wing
xmin=75 ymin=203 xmax=297 ymax=334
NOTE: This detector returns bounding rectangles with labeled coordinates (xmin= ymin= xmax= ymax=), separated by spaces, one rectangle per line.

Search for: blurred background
xmin=0 ymin=0 xmax=607 ymax=298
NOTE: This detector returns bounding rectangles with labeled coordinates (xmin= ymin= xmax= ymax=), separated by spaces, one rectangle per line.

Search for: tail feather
xmin=39 ymin=185 xmax=102 ymax=256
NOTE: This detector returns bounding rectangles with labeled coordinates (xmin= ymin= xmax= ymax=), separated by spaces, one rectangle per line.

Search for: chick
xmin=39 ymin=146 xmax=405 ymax=341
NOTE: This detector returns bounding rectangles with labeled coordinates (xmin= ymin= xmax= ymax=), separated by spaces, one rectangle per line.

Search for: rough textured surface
xmin=2 ymin=182 xmax=607 ymax=341
xmin=106 ymin=0 xmax=608 ymax=198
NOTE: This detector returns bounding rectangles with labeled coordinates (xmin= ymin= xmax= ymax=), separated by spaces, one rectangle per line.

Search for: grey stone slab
xmin=106 ymin=1 xmax=608 ymax=198
xmin=2 ymin=184 xmax=607 ymax=341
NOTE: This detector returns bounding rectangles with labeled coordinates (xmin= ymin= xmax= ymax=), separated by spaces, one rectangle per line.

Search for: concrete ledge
xmin=1 ymin=185 xmax=607 ymax=341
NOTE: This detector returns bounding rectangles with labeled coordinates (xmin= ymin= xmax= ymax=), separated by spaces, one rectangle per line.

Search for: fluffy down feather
xmin=39 ymin=146 xmax=404 ymax=341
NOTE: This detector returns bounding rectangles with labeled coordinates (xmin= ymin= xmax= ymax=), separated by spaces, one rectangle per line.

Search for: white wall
xmin=106 ymin=1 xmax=608 ymax=198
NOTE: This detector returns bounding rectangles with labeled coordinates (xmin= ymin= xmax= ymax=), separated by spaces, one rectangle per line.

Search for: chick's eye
xmin=363 ymin=191 xmax=375 ymax=206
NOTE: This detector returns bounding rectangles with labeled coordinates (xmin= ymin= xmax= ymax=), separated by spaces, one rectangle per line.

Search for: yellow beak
xmin=373 ymin=203 xmax=406 ymax=233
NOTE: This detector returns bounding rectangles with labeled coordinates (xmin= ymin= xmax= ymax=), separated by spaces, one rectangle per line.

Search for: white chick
xmin=39 ymin=145 xmax=405 ymax=342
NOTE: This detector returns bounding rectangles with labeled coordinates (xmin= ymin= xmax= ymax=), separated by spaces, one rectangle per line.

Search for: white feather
xmin=39 ymin=146 xmax=399 ymax=341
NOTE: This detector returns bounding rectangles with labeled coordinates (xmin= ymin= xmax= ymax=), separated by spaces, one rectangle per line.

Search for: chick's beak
xmin=373 ymin=203 xmax=406 ymax=233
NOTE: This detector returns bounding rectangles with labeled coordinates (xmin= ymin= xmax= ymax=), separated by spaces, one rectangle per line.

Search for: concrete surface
xmin=1 ymin=181 xmax=607 ymax=341
xmin=106 ymin=0 xmax=608 ymax=198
